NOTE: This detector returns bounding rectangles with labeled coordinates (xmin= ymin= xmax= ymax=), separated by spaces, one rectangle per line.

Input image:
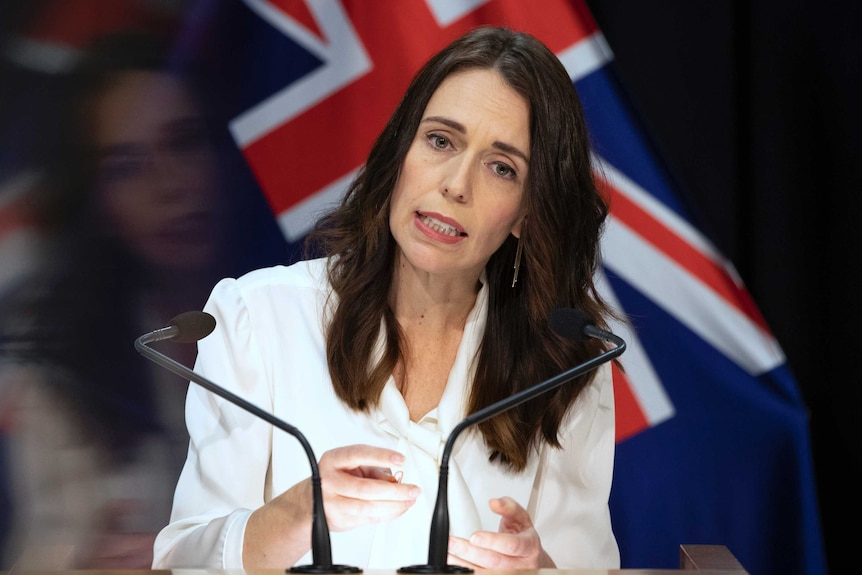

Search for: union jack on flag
xmin=229 ymin=0 xmax=678 ymax=439
xmin=203 ymin=1 xmax=826 ymax=574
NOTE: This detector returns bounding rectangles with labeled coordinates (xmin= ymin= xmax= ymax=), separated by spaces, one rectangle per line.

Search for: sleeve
xmin=152 ymin=277 xmax=275 ymax=569
xmin=1 ymin=365 xmax=101 ymax=569
xmin=531 ymin=362 xmax=620 ymax=569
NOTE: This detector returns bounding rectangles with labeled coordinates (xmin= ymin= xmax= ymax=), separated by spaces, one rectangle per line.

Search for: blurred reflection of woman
xmin=0 ymin=31 xmax=234 ymax=569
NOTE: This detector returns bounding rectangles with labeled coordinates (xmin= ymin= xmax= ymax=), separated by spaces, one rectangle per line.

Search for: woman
xmin=154 ymin=26 xmax=619 ymax=570
xmin=0 ymin=31 xmax=234 ymax=569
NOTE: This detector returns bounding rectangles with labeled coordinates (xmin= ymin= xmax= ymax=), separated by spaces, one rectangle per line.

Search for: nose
xmin=441 ymin=156 xmax=473 ymax=203
xmin=148 ymin=147 xmax=192 ymax=202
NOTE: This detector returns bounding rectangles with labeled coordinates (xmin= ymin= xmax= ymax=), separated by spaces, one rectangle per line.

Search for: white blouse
xmin=152 ymin=258 xmax=619 ymax=570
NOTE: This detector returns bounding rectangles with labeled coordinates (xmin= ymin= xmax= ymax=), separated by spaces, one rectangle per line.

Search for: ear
xmin=511 ymin=212 xmax=527 ymax=239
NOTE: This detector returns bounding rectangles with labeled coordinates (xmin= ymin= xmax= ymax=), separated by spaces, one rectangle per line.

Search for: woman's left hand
xmin=447 ymin=496 xmax=556 ymax=569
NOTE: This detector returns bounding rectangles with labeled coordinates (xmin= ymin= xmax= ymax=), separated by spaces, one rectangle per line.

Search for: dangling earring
xmin=511 ymin=238 xmax=523 ymax=288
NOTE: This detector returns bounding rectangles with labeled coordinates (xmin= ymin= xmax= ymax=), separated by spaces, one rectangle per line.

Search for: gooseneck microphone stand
xmin=136 ymin=311 xmax=361 ymax=574
xmin=398 ymin=309 xmax=626 ymax=573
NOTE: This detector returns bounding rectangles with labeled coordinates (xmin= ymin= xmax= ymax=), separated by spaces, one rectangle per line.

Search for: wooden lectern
xmin=2 ymin=544 xmax=748 ymax=574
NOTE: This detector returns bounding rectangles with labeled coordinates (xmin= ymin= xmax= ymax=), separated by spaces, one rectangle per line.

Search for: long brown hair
xmin=306 ymin=26 xmax=613 ymax=471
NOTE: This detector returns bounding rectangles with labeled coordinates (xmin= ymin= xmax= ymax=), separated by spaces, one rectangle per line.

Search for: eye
xmin=99 ymin=154 xmax=147 ymax=184
xmin=490 ymin=160 xmax=517 ymax=180
xmin=426 ymin=132 xmax=452 ymax=150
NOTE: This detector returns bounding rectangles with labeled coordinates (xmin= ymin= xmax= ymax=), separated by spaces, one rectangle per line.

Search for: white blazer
xmin=152 ymin=258 xmax=619 ymax=570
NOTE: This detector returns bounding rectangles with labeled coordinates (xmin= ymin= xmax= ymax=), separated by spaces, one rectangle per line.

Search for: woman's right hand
xmin=318 ymin=444 xmax=419 ymax=531
xmin=243 ymin=444 xmax=419 ymax=568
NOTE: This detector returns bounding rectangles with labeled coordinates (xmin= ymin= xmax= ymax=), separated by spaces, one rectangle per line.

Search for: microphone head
xmin=169 ymin=311 xmax=217 ymax=343
xmin=548 ymin=307 xmax=591 ymax=341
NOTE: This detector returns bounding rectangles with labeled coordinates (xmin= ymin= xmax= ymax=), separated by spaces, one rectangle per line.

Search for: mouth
xmin=416 ymin=212 xmax=467 ymax=237
xmin=156 ymin=211 xmax=215 ymax=244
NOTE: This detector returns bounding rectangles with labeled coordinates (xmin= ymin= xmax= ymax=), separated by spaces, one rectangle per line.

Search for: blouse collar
xmin=376 ymin=275 xmax=489 ymax=454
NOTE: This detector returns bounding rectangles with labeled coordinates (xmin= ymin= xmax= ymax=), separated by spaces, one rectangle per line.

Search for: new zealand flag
xmin=184 ymin=1 xmax=828 ymax=574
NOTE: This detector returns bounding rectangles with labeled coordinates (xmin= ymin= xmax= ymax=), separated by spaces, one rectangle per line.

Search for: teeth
xmin=419 ymin=214 xmax=461 ymax=237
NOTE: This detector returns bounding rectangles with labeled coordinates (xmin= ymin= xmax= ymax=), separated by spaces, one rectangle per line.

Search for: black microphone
xmin=398 ymin=307 xmax=626 ymax=574
xmin=135 ymin=311 xmax=361 ymax=574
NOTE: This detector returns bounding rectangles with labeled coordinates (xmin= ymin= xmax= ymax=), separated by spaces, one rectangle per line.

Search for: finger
xmin=325 ymin=495 xmax=417 ymax=531
xmin=468 ymin=530 xmax=533 ymax=559
xmin=328 ymin=477 xmax=421 ymax=501
xmin=446 ymin=552 xmax=480 ymax=571
xmin=321 ymin=444 xmax=405 ymax=470
xmin=320 ymin=446 xmax=416 ymax=501
xmin=357 ymin=465 xmax=399 ymax=481
xmin=447 ymin=535 xmax=507 ymax=569
xmin=447 ymin=536 xmax=483 ymax=569
xmin=489 ymin=496 xmax=533 ymax=533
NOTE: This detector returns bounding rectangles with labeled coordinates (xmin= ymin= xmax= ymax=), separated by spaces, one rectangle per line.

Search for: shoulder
xmin=549 ymin=362 xmax=615 ymax=475
xmin=202 ymin=258 xmax=332 ymax=342
xmin=208 ymin=257 xmax=329 ymax=306
xmin=569 ymin=362 xmax=614 ymax=427
xmin=227 ymin=257 xmax=328 ymax=292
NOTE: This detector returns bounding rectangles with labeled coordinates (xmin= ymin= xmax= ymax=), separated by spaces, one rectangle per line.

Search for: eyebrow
xmin=98 ymin=142 xmax=147 ymax=160
xmin=421 ymin=115 xmax=529 ymax=164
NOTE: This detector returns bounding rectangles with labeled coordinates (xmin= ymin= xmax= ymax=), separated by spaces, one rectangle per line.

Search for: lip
xmin=414 ymin=211 xmax=467 ymax=245
xmin=155 ymin=211 xmax=215 ymax=244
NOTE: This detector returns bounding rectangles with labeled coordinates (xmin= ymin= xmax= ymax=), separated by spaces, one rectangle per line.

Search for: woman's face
xmin=91 ymin=71 xmax=220 ymax=271
xmin=389 ymin=68 xmax=529 ymax=281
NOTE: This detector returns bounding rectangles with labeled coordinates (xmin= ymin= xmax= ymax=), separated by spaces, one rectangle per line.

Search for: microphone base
xmin=398 ymin=565 xmax=473 ymax=573
xmin=288 ymin=565 xmax=362 ymax=573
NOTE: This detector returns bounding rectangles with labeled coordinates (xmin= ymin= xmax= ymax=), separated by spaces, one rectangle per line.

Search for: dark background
xmin=583 ymin=1 xmax=861 ymax=573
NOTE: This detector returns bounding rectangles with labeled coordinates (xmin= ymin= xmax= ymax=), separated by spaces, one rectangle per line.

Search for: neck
xmin=390 ymin=253 xmax=481 ymax=332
